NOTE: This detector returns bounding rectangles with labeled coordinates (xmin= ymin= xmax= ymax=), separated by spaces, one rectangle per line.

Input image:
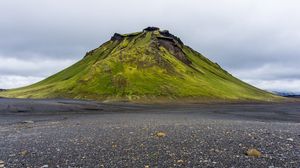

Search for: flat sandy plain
xmin=0 ymin=98 xmax=299 ymax=167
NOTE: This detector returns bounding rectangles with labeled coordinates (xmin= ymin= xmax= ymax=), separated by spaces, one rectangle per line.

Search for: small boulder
xmin=246 ymin=148 xmax=262 ymax=157
xmin=22 ymin=120 xmax=34 ymax=124
xmin=156 ymin=131 xmax=166 ymax=138
xmin=20 ymin=150 xmax=28 ymax=156
xmin=0 ymin=160 xmax=4 ymax=168
xmin=177 ymin=159 xmax=184 ymax=164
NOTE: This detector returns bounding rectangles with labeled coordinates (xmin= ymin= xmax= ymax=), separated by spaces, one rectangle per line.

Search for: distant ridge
xmin=273 ymin=91 xmax=300 ymax=98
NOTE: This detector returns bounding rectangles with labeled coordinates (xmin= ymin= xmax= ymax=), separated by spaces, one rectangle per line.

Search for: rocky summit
xmin=0 ymin=27 xmax=281 ymax=102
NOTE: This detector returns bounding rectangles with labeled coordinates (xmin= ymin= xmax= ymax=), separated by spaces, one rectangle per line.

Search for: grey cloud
xmin=0 ymin=55 xmax=76 ymax=77
xmin=231 ymin=64 xmax=300 ymax=80
xmin=245 ymin=79 xmax=300 ymax=93
xmin=0 ymin=75 xmax=43 ymax=89
xmin=0 ymin=0 xmax=300 ymax=91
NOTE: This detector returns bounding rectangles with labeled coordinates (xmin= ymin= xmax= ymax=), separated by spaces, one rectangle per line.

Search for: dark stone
xmin=143 ymin=27 xmax=160 ymax=31
xmin=111 ymin=33 xmax=123 ymax=41
xmin=160 ymin=30 xmax=184 ymax=45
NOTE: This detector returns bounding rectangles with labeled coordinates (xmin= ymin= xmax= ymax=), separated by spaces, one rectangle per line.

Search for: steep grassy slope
xmin=0 ymin=27 xmax=281 ymax=102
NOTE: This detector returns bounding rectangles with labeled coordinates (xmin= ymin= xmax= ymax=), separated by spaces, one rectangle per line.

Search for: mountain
xmin=273 ymin=91 xmax=300 ymax=98
xmin=0 ymin=27 xmax=281 ymax=102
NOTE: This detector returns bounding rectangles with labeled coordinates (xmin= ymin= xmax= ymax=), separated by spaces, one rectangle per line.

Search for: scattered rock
xmin=246 ymin=148 xmax=262 ymax=157
xmin=22 ymin=120 xmax=34 ymax=124
xmin=177 ymin=159 xmax=184 ymax=164
xmin=0 ymin=160 xmax=4 ymax=168
xmin=20 ymin=150 xmax=28 ymax=156
xmin=156 ymin=131 xmax=166 ymax=138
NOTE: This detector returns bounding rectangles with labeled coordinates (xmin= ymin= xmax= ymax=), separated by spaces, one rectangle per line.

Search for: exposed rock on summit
xmin=111 ymin=33 xmax=123 ymax=41
xmin=143 ymin=26 xmax=160 ymax=31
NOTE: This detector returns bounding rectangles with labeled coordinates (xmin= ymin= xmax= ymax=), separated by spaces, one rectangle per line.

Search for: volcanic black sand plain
xmin=0 ymin=98 xmax=299 ymax=167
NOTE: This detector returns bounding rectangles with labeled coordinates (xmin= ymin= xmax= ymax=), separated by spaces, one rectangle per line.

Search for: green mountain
xmin=0 ymin=27 xmax=281 ymax=102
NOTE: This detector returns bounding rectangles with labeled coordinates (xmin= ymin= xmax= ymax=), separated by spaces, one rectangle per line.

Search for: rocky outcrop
xmin=157 ymin=37 xmax=191 ymax=65
xmin=160 ymin=30 xmax=183 ymax=45
xmin=111 ymin=33 xmax=124 ymax=41
xmin=143 ymin=27 xmax=160 ymax=32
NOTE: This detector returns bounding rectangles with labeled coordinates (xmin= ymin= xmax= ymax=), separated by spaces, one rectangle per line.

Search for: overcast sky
xmin=1 ymin=0 xmax=300 ymax=93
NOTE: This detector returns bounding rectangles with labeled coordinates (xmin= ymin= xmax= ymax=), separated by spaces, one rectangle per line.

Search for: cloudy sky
xmin=1 ymin=0 xmax=300 ymax=93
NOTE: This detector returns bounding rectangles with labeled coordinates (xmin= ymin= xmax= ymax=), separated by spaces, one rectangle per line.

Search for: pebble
xmin=20 ymin=150 xmax=28 ymax=156
xmin=246 ymin=148 xmax=262 ymax=157
xmin=23 ymin=120 xmax=34 ymax=124
xmin=0 ymin=160 xmax=4 ymax=168
xmin=287 ymin=138 xmax=294 ymax=141
xmin=177 ymin=160 xmax=184 ymax=164
xmin=40 ymin=165 xmax=49 ymax=168
xmin=156 ymin=131 xmax=166 ymax=138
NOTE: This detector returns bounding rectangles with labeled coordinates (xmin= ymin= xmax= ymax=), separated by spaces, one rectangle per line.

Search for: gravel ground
xmin=0 ymin=98 xmax=299 ymax=168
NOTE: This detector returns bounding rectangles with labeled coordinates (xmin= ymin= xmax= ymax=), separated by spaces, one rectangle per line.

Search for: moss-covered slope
xmin=0 ymin=27 xmax=281 ymax=102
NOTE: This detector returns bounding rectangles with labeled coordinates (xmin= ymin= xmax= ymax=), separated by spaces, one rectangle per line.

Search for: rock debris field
xmin=0 ymin=98 xmax=299 ymax=167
